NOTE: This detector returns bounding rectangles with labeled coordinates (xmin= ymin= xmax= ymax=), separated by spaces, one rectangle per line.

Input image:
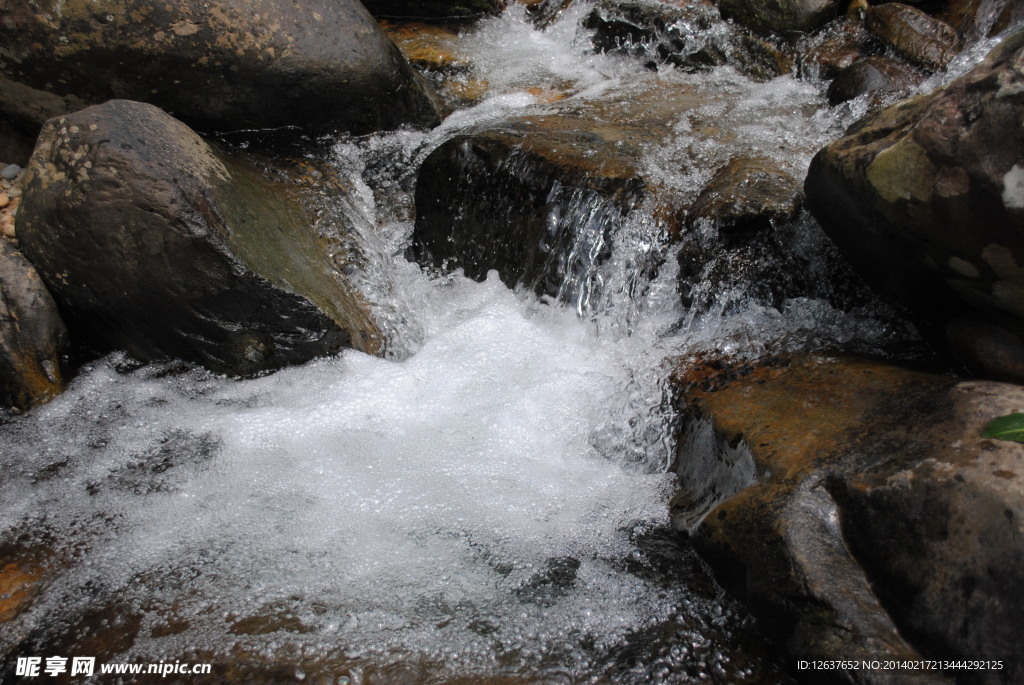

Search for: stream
xmin=0 ymin=2 xmax=989 ymax=683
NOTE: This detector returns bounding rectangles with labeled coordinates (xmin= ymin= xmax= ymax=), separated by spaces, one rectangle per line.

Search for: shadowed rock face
xmin=715 ymin=0 xmax=842 ymax=37
xmin=362 ymin=0 xmax=505 ymax=20
xmin=805 ymin=31 xmax=1024 ymax=380
xmin=0 ymin=240 xmax=67 ymax=411
xmin=17 ymin=100 xmax=381 ymax=377
xmin=0 ymin=0 xmax=440 ymax=136
xmin=671 ymin=354 xmax=1024 ymax=683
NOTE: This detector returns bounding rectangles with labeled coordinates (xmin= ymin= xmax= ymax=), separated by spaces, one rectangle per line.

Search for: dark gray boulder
xmin=17 ymin=100 xmax=382 ymax=377
xmin=0 ymin=0 xmax=440 ymax=136
xmin=826 ymin=56 xmax=922 ymax=106
xmin=805 ymin=31 xmax=1024 ymax=381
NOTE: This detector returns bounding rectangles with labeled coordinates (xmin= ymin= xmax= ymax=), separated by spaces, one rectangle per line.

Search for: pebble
xmin=1 ymin=214 xmax=15 ymax=239
xmin=0 ymin=194 xmax=8 ymax=209
xmin=1 ymin=164 xmax=20 ymax=181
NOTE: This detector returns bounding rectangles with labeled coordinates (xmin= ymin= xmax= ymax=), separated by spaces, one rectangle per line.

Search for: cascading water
xmin=0 ymin=2 xmax=956 ymax=683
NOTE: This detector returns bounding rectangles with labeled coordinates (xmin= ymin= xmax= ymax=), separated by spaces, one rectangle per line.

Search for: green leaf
xmin=982 ymin=413 xmax=1024 ymax=442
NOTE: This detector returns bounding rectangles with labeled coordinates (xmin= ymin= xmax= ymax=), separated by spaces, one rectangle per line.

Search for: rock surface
xmin=864 ymin=3 xmax=960 ymax=71
xmin=584 ymin=0 xmax=793 ymax=81
xmin=671 ymin=353 xmax=1024 ymax=683
xmin=687 ymin=155 xmax=802 ymax=232
xmin=0 ymin=0 xmax=440 ymax=136
xmin=362 ymin=0 xmax=504 ymax=20
xmin=825 ymin=55 xmax=921 ymax=106
xmin=411 ymin=78 xmax=829 ymax=306
xmin=715 ymin=0 xmax=841 ymax=37
xmin=0 ymin=240 xmax=67 ymax=411
xmin=805 ymin=31 xmax=1024 ymax=380
xmin=17 ymin=100 xmax=381 ymax=377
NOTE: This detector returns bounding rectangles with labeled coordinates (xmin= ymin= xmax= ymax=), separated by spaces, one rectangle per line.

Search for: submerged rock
xmin=805 ymin=31 xmax=1024 ymax=381
xmin=0 ymin=240 xmax=67 ymax=411
xmin=0 ymin=0 xmax=440 ymax=136
xmin=17 ymin=100 xmax=381 ymax=377
xmin=864 ymin=3 xmax=960 ymax=71
xmin=671 ymin=353 xmax=1024 ymax=682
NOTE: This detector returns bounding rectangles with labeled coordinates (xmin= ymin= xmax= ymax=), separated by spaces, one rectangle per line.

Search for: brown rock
xmin=0 ymin=560 xmax=45 ymax=623
xmin=802 ymin=19 xmax=871 ymax=80
xmin=865 ymin=3 xmax=960 ymax=71
xmin=672 ymin=353 xmax=1024 ymax=682
xmin=688 ymin=155 xmax=802 ymax=232
xmin=0 ymin=239 xmax=67 ymax=411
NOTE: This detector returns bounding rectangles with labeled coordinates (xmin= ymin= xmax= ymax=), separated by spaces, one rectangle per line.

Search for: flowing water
xmin=1 ymin=3 xmax=993 ymax=683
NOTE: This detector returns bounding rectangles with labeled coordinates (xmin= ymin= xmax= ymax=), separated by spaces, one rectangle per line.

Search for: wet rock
xmin=865 ymin=3 xmax=960 ymax=71
xmin=0 ymin=240 xmax=67 ymax=411
xmin=939 ymin=0 xmax=1023 ymax=41
xmin=413 ymin=120 xmax=647 ymax=298
xmin=0 ymin=547 xmax=51 ymax=624
xmin=17 ymin=100 xmax=381 ymax=377
xmin=581 ymin=0 xmax=798 ymax=80
xmin=379 ymin=21 xmax=482 ymax=112
xmin=362 ymin=0 xmax=504 ymax=20
xmin=688 ymin=156 xmax=802 ymax=233
xmin=826 ymin=55 xmax=921 ymax=106
xmin=671 ymin=353 xmax=1024 ymax=682
xmin=584 ymin=0 xmax=720 ymax=68
xmin=584 ymin=0 xmax=795 ymax=81
xmin=715 ymin=0 xmax=841 ymax=37
xmin=0 ymin=0 xmax=440 ymax=137
xmin=801 ymin=19 xmax=872 ymax=80
xmin=412 ymin=84 xmax=702 ymax=298
xmin=805 ymin=32 xmax=1024 ymax=381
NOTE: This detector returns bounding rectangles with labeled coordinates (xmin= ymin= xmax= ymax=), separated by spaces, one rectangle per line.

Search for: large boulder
xmin=17 ymin=100 xmax=382 ymax=377
xmin=0 ymin=0 xmax=440 ymax=136
xmin=671 ymin=353 xmax=1024 ymax=683
xmin=0 ymin=240 xmax=67 ymax=411
xmin=805 ymin=31 xmax=1024 ymax=381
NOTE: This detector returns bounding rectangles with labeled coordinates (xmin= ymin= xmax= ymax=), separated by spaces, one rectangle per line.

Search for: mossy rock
xmin=18 ymin=100 xmax=382 ymax=377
